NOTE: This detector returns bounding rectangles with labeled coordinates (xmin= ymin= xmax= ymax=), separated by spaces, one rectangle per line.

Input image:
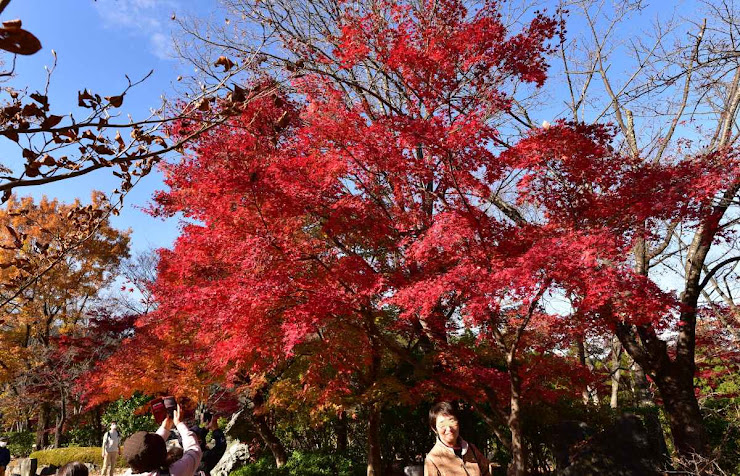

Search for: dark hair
xmin=58 ymin=462 xmax=88 ymax=476
xmin=166 ymin=446 xmax=184 ymax=466
xmin=429 ymin=401 xmax=460 ymax=431
xmin=123 ymin=431 xmax=167 ymax=473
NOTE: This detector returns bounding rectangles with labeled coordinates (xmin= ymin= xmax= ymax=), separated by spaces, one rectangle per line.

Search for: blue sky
xmin=0 ymin=0 xmax=218 ymax=254
xmin=0 ymin=0 xmax=701 ymax=257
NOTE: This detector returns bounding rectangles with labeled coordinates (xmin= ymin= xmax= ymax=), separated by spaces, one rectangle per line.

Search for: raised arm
xmin=168 ymin=406 xmax=202 ymax=476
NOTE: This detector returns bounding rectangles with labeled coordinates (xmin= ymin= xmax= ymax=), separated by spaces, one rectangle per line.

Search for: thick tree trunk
xmin=253 ymin=412 xmax=288 ymax=467
xmin=618 ymin=324 xmax=709 ymax=458
xmin=631 ymin=361 xmax=669 ymax=459
xmin=507 ymin=370 xmax=527 ymax=476
xmin=366 ymin=404 xmax=383 ymax=476
xmin=653 ymin=366 xmax=708 ymax=456
xmin=35 ymin=404 xmax=50 ymax=449
xmin=53 ymin=391 xmax=66 ymax=449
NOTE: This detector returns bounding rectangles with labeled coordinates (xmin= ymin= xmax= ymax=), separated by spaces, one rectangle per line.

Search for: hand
xmin=163 ymin=413 xmax=175 ymax=431
xmin=173 ymin=403 xmax=183 ymax=426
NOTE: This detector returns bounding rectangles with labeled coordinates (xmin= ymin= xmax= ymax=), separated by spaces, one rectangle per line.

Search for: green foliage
xmin=380 ymin=404 xmax=434 ymax=467
xmin=102 ymin=393 xmax=158 ymax=439
xmin=29 ymin=447 xmax=126 ymax=468
xmin=65 ymin=424 xmax=99 ymax=447
xmin=230 ymin=455 xmax=277 ymax=476
xmin=6 ymin=431 xmax=34 ymax=457
xmin=229 ymin=451 xmax=363 ymax=476
xmin=283 ymin=451 xmax=363 ymax=476
xmin=703 ymin=398 xmax=740 ymax=474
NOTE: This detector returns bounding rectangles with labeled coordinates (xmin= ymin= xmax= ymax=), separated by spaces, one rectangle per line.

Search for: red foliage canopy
xmin=95 ymin=0 xmax=735 ymax=423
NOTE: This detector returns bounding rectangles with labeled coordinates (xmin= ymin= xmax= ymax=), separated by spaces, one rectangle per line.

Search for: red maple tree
xmin=94 ymin=1 xmax=737 ymax=473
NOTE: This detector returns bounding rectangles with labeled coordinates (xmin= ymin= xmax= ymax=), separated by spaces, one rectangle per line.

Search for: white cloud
xmin=150 ymin=32 xmax=175 ymax=60
xmin=93 ymin=0 xmax=178 ymax=60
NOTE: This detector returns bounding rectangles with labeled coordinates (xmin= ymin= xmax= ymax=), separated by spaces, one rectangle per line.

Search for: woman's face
xmin=434 ymin=414 xmax=460 ymax=446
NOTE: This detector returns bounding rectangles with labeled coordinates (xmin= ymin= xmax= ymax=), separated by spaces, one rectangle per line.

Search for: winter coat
xmin=424 ymin=439 xmax=490 ymax=476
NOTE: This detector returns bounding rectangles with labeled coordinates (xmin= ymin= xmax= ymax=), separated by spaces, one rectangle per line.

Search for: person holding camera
xmin=101 ymin=421 xmax=121 ymax=476
xmin=122 ymin=404 xmax=202 ymax=476
xmin=200 ymin=414 xmax=226 ymax=475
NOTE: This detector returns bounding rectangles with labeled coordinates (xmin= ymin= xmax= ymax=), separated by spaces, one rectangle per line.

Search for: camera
xmin=150 ymin=396 xmax=178 ymax=424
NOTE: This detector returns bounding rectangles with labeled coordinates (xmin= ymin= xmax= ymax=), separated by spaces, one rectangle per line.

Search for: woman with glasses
xmin=424 ymin=402 xmax=490 ymax=476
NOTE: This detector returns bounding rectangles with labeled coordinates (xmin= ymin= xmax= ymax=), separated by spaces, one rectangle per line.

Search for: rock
xmin=36 ymin=464 xmax=57 ymax=476
xmin=548 ymin=420 xmax=594 ymax=469
xmin=19 ymin=458 xmax=37 ymax=476
xmin=557 ymin=414 xmax=669 ymax=476
xmin=403 ymin=465 xmax=423 ymax=476
xmin=222 ymin=410 xmax=250 ymax=442
xmin=210 ymin=439 xmax=250 ymax=476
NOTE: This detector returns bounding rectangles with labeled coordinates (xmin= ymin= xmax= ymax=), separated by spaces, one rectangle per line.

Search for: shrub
xmin=102 ymin=393 xmax=158 ymax=439
xmin=283 ymin=451 xmax=362 ymax=476
xmin=230 ymin=455 xmax=279 ymax=476
xmin=65 ymin=425 xmax=99 ymax=448
xmin=229 ymin=451 xmax=363 ymax=476
xmin=28 ymin=447 xmax=126 ymax=468
xmin=6 ymin=431 xmax=35 ymax=457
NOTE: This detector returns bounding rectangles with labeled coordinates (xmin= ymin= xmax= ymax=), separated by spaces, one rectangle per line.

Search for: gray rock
xmin=403 ymin=465 xmax=423 ymax=476
xmin=549 ymin=420 xmax=594 ymax=469
xmin=222 ymin=410 xmax=250 ymax=442
xmin=210 ymin=440 xmax=250 ymax=476
xmin=19 ymin=458 xmax=37 ymax=476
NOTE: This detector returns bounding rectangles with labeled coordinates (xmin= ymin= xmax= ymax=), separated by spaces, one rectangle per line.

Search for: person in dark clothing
xmin=199 ymin=414 xmax=227 ymax=475
xmin=0 ymin=438 xmax=10 ymax=476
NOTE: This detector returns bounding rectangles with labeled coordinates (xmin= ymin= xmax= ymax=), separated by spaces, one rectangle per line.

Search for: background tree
xmin=0 ymin=193 xmax=129 ymax=448
xmin=160 ymin=0 xmax=740 ymax=473
xmin=525 ymin=0 xmax=740 ymax=462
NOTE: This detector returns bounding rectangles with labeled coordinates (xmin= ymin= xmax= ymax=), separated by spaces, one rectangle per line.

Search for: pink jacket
xmin=124 ymin=422 xmax=202 ymax=476
xmin=424 ymin=438 xmax=490 ymax=476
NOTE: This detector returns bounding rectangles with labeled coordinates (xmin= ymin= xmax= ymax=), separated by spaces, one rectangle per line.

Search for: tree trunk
xmin=610 ymin=337 xmax=623 ymax=409
xmin=94 ymin=407 xmax=103 ymax=446
xmin=631 ymin=361 xmax=669 ymax=459
xmin=653 ymin=366 xmax=708 ymax=456
xmin=366 ymin=404 xmax=383 ymax=476
xmin=616 ymin=320 xmax=708 ymax=459
xmin=576 ymin=337 xmax=599 ymax=405
xmin=253 ymin=412 xmax=288 ymax=467
xmin=576 ymin=338 xmax=590 ymax=405
xmin=53 ymin=391 xmax=66 ymax=449
xmin=336 ymin=411 xmax=348 ymax=453
xmin=507 ymin=370 xmax=527 ymax=476
xmin=35 ymin=404 xmax=50 ymax=449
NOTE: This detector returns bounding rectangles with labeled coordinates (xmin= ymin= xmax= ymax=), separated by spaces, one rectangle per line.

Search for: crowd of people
xmin=0 ymin=401 xmax=488 ymax=476
xmin=115 ymin=404 xmax=227 ymax=476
